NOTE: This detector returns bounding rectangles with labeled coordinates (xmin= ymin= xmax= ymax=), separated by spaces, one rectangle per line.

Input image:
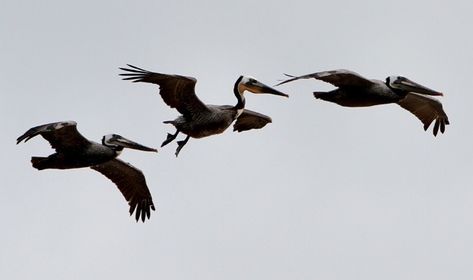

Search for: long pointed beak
xmin=249 ymin=81 xmax=289 ymax=97
xmin=399 ymin=78 xmax=443 ymax=96
xmin=116 ymin=137 xmax=158 ymax=152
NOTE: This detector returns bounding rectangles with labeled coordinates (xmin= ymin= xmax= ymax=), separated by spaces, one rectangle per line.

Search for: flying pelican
xmin=120 ymin=64 xmax=289 ymax=156
xmin=276 ymin=69 xmax=449 ymax=136
xmin=17 ymin=121 xmax=157 ymax=222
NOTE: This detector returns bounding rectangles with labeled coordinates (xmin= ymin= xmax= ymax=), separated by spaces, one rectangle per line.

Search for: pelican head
xmin=236 ymin=76 xmax=289 ymax=97
xmin=102 ymin=134 xmax=157 ymax=152
xmin=386 ymin=76 xmax=443 ymax=96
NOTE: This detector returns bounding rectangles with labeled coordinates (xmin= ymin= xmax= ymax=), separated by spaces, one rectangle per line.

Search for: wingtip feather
xmin=440 ymin=121 xmax=445 ymax=134
xmin=423 ymin=123 xmax=430 ymax=131
xmin=433 ymin=120 xmax=440 ymax=136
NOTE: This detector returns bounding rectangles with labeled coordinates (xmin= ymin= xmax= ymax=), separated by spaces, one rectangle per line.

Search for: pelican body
xmin=164 ymin=104 xmax=239 ymax=139
xmin=277 ymin=69 xmax=449 ymax=136
xmin=30 ymin=138 xmax=118 ymax=170
xmin=120 ymin=64 xmax=288 ymax=156
xmin=17 ymin=121 xmax=157 ymax=222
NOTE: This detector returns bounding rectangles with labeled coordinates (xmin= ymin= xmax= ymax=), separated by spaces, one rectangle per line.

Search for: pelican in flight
xmin=277 ymin=69 xmax=449 ymax=136
xmin=17 ymin=121 xmax=157 ymax=222
xmin=120 ymin=64 xmax=289 ymax=156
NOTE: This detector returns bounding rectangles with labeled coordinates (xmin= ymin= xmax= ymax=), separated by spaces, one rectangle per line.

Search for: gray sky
xmin=1 ymin=0 xmax=473 ymax=279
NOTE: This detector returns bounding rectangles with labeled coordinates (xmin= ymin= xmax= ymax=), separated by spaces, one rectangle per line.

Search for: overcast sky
xmin=1 ymin=0 xmax=473 ymax=279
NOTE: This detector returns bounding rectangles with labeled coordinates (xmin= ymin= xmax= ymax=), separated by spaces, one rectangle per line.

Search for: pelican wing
xmin=277 ymin=69 xmax=374 ymax=88
xmin=16 ymin=121 xmax=90 ymax=152
xmin=120 ymin=64 xmax=210 ymax=116
xmin=397 ymin=93 xmax=449 ymax=136
xmin=91 ymin=158 xmax=155 ymax=222
xmin=233 ymin=109 xmax=272 ymax=132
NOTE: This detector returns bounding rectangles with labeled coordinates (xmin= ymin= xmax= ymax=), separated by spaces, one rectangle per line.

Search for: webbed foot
xmin=175 ymin=135 xmax=190 ymax=157
xmin=161 ymin=131 xmax=179 ymax=147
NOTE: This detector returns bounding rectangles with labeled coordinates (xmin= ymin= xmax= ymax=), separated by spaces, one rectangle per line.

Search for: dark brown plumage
xmin=17 ymin=121 xmax=157 ymax=222
xmin=277 ymin=69 xmax=449 ymax=136
xmin=120 ymin=64 xmax=288 ymax=156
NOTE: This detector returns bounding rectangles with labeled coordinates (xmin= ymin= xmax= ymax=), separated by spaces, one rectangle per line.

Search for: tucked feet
xmin=313 ymin=91 xmax=324 ymax=99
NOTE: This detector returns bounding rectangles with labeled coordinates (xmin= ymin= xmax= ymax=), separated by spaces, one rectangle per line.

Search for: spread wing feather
xmin=397 ymin=93 xmax=449 ymax=136
xmin=16 ymin=121 xmax=90 ymax=152
xmin=91 ymin=159 xmax=155 ymax=222
xmin=277 ymin=69 xmax=375 ymax=88
xmin=120 ymin=64 xmax=209 ymax=117
xmin=233 ymin=109 xmax=272 ymax=132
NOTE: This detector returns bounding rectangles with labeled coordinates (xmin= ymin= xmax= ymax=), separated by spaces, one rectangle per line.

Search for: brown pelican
xmin=277 ymin=69 xmax=449 ymax=136
xmin=17 ymin=121 xmax=157 ymax=222
xmin=120 ymin=64 xmax=289 ymax=156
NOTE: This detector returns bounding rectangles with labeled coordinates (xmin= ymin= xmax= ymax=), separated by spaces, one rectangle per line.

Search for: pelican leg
xmin=175 ymin=135 xmax=190 ymax=157
xmin=161 ymin=130 xmax=180 ymax=147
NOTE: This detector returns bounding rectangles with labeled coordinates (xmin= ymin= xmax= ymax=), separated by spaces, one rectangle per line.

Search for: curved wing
xmin=397 ymin=93 xmax=449 ymax=136
xmin=277 ymin=69 xmax=375 ymax=88
xmin=91 ymin=159 xmax=155 ymax=222
xmin=120 ymin=64 xmax=210 ymax=117
xmin=16 ymin=121 xmax=90 ymax=152
xmin=233 ymin=109 xmax=272 ymax=132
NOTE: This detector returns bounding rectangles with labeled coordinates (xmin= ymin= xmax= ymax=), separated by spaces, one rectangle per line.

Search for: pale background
xmin=1 ymin=0 xmax=472 ymax=279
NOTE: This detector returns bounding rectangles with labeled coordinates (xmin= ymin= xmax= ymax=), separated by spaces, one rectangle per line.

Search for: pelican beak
xmin=114 ymin=136 xmax=158 ymax=152
xmin=397 ymin=78 xmax=443 ymax=96
xmin=246 ymin=80 xmax=289 ymax=97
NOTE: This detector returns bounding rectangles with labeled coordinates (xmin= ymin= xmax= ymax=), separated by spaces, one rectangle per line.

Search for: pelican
xmin=276 ymin=69 xmax=449 ymax=136
xmin=120 ymin=64 xmax=289 ymax=156
xmin=17 ymin=121 xmax=157 ymax=222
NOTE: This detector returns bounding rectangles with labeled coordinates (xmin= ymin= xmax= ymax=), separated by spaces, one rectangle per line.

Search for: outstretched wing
xmin=91 ymin=159 xmax=156 ymax=222
xmin=397 ymin=93 xmax=449 ymax=136
xmin=16 ymin=121 xmax=90 ymax=152
xmin=276 ymin=69 xmax=375 ymax=88
xmin=120 ymin=64 xmax=210 ymax=117
xmin=233 ymin=109 xmax=272 ymax=132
